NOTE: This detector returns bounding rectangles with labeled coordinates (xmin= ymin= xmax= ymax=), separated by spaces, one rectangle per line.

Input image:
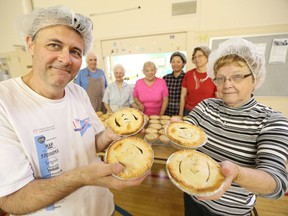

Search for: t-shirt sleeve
xmin=162 ymin=79 xmax=169 ymax=97
xmin=0 ymin=115 xmax=34 ymax=196
xmin=102 ymin=85 xmax=110 ymax=103
xmin=182 ymin=72 xmax=188 ymax=88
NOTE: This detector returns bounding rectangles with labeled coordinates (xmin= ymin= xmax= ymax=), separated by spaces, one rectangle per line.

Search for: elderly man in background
xmin=75 ymin=52 xmax=108 ymax=112
xmin=0 ymin=6 xmax=145 ymax=216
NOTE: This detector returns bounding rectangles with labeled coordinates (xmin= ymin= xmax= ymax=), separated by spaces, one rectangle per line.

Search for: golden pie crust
xmin=145 ymin=128 xmax=158 ymax=134
xmin=108 ymin=108 xmax=145 ymax=135
xmin=167 ymin=150 xmax=224 ymax=196
xmin=150 ymin=115 xmax=160 ymax=120
xmin=105 ymin=137 xmax=153 ymax=180
xmin=160 ymin=115 xmax=171 ymax=120
xmin=149 ymin=123 xmax=162 ymax=130
xmin=166 ymin=122 xmax=206 ymax=148
xmin=144 ymin=133 xmax=158 ymax=142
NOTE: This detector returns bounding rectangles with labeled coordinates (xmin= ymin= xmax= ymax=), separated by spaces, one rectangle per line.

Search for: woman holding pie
xmin=182 ymin=38 xmax=288 ymax=215
xmin=133 ymin=61 xmax=169 ymax=116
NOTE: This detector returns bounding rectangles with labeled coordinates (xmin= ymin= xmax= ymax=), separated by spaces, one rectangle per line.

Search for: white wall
xmin=1 ymin=0 xmax=288 ymax=53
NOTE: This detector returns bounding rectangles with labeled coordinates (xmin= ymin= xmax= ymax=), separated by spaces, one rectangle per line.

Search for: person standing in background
xmin=179 ymin=46 xmax=218 ymax=116
xmin=133 ymin=61 xmax=169 ymax=116
xmin=163 ymin=52 xmax=186 ymax=116
xmin=75 ymin=52 xmax=107 ymax=112
xmin=103 ymin=64 xmax=137 ymax=113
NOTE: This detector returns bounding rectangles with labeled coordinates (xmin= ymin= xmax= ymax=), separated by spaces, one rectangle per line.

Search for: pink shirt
xmin=133 ymin=78 xmax=169 ymax=116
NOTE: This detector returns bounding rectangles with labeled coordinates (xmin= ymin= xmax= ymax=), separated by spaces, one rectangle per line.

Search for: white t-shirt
xmin=0 ymin=77 xmax=114 ymax=216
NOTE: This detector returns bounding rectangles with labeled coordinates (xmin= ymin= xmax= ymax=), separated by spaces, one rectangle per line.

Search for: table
xmin=151 ymin=144 xmax=177 ymax=164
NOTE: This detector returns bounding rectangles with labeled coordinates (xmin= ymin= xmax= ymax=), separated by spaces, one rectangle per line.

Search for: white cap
xmin=18 ymin=5 xmax=93 ymax=54
xmin=208 ymin=38 xmax=266 ymax=89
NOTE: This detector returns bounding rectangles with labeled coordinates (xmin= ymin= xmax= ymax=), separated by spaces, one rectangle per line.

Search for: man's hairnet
xmin=18 ymin=5 xmax=93 ymax=54
xmin=207 ymin=38 xmax=266 ymax=89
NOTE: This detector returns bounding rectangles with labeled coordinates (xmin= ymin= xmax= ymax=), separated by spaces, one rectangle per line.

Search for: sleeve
xmin=162 ymin=79 xmax=169 ymax=97
xmin=102 ymin=85 xmax=110 ymax=103
xmin=182 ymin=71 xmax=188 ymax=88
xmin=128 ymin=85 xmax=134 ymax=104
xmin=256 ymin=113 xmax=288 ymax=199
xmin=102 ymin=70 xmax=108 ymax=88
xmin=0 ymin=107 xmax=34 ymax=197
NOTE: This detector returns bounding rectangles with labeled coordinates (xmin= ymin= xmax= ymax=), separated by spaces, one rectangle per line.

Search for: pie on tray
xmin=108 ymin=108 xmax=145 ymax=135
xmin=166 ymin=122 xmax=206 ymax=148
xmin=105 ymin=137 xmax=154 ymax=180
xmin=166 ymin=149 xmax=224 ymax=196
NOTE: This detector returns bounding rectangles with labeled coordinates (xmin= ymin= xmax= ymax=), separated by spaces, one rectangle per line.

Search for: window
xmin=105 ymin=51 xmax=186 ymax=84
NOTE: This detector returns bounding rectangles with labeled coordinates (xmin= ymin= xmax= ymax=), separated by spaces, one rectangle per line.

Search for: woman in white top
xmin=103 ymin=64 xmax=137 ymax=113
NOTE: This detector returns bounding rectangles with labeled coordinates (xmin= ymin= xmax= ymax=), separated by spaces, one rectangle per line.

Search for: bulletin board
xmin=210 ymin=33 xmax=288 ymax=96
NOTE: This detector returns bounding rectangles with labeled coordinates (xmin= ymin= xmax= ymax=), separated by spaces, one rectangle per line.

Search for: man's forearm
xmin=0 ymin=168 xmax=84 ymax=215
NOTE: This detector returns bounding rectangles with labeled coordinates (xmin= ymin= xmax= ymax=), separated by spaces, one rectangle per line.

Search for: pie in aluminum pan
xmin=166 ymin=122 xmax=207 ymax=148
xmin=105 ymin=137 xmax=154 ymax=180
xmin=166 ymin=149 xmax=224 ymax=196
xmin=108 ymin=108 xmax=145 ymax=135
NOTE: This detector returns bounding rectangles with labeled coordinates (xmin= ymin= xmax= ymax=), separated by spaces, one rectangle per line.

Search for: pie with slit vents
xmin=108 ymin=108 xmax=145 ymax=135
xmin=166 ymin=122 xmax=206 ymax=148
xmin=166 ymin=150 xmax=224 ymax=196
xmin=105 ymin=137 xmax=154 ymax=180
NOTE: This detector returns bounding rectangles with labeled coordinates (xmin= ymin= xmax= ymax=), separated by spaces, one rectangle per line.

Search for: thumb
xmin=111 ymin=162 xmax=125 ymax=175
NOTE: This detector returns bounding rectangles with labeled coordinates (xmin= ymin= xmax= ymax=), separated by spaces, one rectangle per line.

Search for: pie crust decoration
xmin=108 ymin=108 xmax=145 ymax=135
xmin=166 ymin=122 xmax=206 ymax=148
xmin=105 ymin=137 xmax=154 ymax=180
xmin=166 ymin=150 xmax=224 ymax=196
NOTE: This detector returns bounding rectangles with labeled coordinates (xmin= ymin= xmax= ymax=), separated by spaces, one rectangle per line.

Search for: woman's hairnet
xmin=170 ymin=52 xmax=187 ymax=64
xmin=207 ymin=38 xmax=266 ymax=89
xmin=18 ymin=5 xmax=93 ymax=54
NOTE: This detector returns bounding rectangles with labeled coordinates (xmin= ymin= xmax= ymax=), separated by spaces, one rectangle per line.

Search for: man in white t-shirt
xmin=0 ymin=6 xmax=145 ymax=216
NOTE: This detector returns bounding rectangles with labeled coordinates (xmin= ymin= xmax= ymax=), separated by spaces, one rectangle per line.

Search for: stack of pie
xmin=105 ymin=137 xmax=154 ymax=180
xmin=166 ymin=149 xmax=224 ymax=196
xmin=166 ymin=122 xmax=207 ymax=149
xmin=108 ymin=108 xmax=145 ymax=135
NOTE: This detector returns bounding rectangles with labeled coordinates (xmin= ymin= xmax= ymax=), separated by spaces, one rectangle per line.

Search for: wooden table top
xmin=151 ymin=144 xmax=178 ymax=164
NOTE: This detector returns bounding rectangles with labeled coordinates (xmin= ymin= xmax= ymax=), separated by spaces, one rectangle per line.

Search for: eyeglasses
xmin=192 ymin=54 xmax=205 ymax=60
xmin=213 ymin=73 xmax=252 ymax=85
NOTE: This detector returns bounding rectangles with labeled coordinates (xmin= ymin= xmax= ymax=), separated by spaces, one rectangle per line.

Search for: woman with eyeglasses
xmin=179 ymin=46 xmax=218 ymax=116
xmin=182 ymin=38 xmax=288 ymax=216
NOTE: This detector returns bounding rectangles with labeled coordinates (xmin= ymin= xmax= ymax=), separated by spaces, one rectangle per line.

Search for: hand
xmin=105 ymin=127 xmax=123 ymax=141
xmin=196 ymin=160 xmax=238 ymax=201
xmin=80 ymin=161 xmax=147 ymax=190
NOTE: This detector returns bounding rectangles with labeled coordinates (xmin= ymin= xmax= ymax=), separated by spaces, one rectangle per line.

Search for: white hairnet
xmin=18 ymin=5 xmax=93 ymax=54
xmin=207 ymin=38 xmax=266 ymax=89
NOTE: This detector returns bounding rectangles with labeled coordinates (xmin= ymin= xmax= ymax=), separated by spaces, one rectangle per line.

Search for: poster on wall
xmin=268 ymin=38 xmax=288 ymax=64
xmin=0 ymin=58 xmax=11 ymax=81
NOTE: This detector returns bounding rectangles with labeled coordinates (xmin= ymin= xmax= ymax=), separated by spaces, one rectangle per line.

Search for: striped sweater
xmin=184 ymin=97 xmax=288 ymax=216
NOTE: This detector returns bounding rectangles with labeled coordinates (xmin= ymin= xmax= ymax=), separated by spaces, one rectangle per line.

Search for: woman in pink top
xmin=133 ymin=61 xmax=169 ymax=116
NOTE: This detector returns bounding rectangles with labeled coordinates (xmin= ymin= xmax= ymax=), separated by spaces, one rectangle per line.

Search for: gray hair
xmin=113 ymin=64 xmax=125 ymax=74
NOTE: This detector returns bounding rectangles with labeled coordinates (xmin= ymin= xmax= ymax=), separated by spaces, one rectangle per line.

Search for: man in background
xmin=75 ymin=52 xmax=108 ymax=112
